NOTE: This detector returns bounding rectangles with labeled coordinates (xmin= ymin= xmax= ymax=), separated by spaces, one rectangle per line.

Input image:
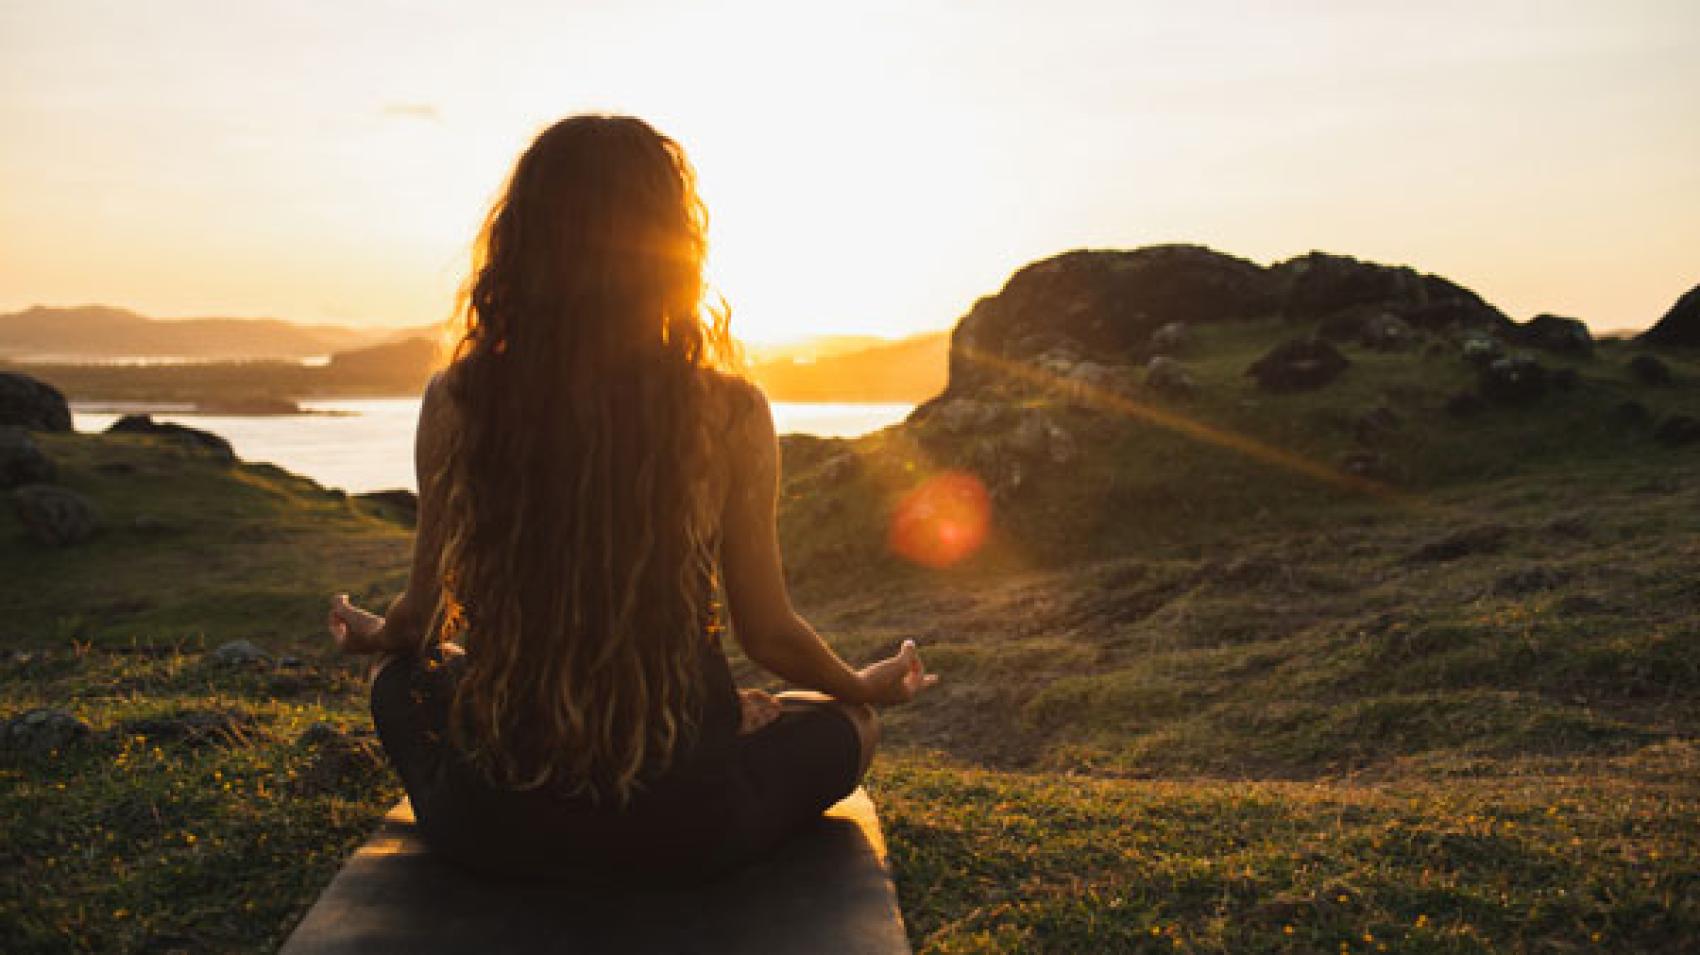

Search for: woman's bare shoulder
xmin=698 ymin=368 xmax=770 ymax=436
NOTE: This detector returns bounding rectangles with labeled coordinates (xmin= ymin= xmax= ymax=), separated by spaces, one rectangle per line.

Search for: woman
xmin=325 ymin=114 xmax=936 ymax=885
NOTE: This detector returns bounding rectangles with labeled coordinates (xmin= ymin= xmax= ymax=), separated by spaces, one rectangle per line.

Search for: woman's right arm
xmin=718 ymin=383 xmax=936 ymax=705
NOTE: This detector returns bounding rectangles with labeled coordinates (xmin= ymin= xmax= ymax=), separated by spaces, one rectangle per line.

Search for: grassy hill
xmin=4 ymin=255 xmax=1699 ymax=951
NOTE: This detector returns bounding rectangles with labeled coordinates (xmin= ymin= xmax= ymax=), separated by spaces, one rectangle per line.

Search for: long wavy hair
xmin=431 ymin=115 xmax=735 ymax=803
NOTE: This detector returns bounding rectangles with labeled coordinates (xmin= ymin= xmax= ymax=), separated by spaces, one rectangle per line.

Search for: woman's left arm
xmin=328 ymin=370 xmax=455 ymax=656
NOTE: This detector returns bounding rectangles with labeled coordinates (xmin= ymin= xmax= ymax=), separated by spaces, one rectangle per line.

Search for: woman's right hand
xmin=856 ymin=639 xmax=939 ymax=705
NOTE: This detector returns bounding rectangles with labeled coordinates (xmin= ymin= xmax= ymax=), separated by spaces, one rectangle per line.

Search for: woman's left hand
xmin=327 ymin=593 xmax=388 ymax=655
xmin=738 ymin=688 xmax=782 ymax=735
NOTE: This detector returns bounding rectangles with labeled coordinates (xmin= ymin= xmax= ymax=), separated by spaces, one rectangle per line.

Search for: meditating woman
xmin=325 ymin=114 xmax=936 ymax=884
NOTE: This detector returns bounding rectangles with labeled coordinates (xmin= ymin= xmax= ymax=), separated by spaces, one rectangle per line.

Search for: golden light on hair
xmin=888 ymin=470 xmax=991 ymax=569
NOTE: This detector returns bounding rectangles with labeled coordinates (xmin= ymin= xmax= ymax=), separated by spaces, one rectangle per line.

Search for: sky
xmin=1 ymin=0 xmax=1696 ymax=345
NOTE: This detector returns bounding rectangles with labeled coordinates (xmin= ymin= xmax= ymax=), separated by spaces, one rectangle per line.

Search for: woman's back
xmin=331 ymin=113 xmax=934 ymax=885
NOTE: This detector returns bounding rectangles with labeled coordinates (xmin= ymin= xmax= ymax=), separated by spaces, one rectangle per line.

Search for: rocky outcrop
xmin=937 ymin=245 xmax=1514 ymax=401
xmin=1514 ymin=314 xmax=1593 ymax=356
xmin=1269 ymin=252 xmax=1510 ymax=332
xmin=106 ymin=414 xmax=237 ymax=464
xmin=356 ymin=489 xmax=418 ymax=527
xmin=11 ymin=484 xmax=98 ymax=545
xmin=0 ymin=372 xmax=72 ymax=431
xmin=0 ymin=426 xmax=56 ymax=488
xmin=1639 ymin=283 xmax=1700 ymax=348
xmin=1246 ymin=338 xmax=1350 ymax=393
xmin=942 ymin=245 xmax=1276 ymax=397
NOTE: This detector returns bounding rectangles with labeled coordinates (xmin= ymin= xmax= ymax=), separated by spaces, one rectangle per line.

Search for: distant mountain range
xmin=0 ymin=305 xmax=429 ymax=360
xmin=0 ymin=305 xmax=951 ymax=404
xmin=747 ymin=332 xmax=948 ymax=402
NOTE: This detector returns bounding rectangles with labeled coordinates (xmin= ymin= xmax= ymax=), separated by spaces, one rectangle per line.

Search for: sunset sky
xmin=2 ymin=1 xmax=1696 ymax=345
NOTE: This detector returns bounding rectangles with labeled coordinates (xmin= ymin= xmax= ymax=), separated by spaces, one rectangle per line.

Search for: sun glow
xmin=887 ymin=470 xmax=991 ymax=569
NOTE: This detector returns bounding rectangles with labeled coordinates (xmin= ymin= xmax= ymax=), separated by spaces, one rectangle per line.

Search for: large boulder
xmin=106 ymin=414 xmax=237 ymax=464
xmin=11 ymin=484 xmax=98 ymax=545
xmin=0 ymin=372 xmax=71 ymax=431
xmin=1269 ymin=252 xmax=1511 ymax=332
xmin=1514 ymin=314 xmax=1593 ymax=356
xmin=1144 ymin=356 xmax=1197 ymax=397
xmin=0 ymin=425 xmax=56 ymax=487
xmin=943 ymin=245 xmax=1278 ymax=396
xmin=1639 ymin=283 xmax=1700 ymax=348
xmin=1 ymin=708 xmax=92 ymax=756
xmin=1246 ymin=338 xmax=1350 ymax=393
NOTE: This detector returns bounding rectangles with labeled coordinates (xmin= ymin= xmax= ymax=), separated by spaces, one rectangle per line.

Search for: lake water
xmin=72 ymin=398 xmax=915 ymax=494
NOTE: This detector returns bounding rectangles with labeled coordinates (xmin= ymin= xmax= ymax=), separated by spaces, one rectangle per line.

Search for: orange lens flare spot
xmin=887 ymin=470 xmax=990 ymax=568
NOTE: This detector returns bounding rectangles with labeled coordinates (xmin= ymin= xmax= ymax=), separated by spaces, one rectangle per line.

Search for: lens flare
xmin=887 ymin=470 xmax=990 ymax=568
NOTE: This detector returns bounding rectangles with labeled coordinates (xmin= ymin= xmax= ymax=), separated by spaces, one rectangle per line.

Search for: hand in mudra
xmin=858 ymin=639 xmax=939 ymax=705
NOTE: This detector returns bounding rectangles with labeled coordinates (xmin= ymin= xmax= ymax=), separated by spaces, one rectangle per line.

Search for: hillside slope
xmin=4 ymin=245 xmax=1698 ymax=952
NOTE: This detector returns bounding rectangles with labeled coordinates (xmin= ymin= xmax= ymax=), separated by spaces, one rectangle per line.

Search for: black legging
xmin=369 ymin=638 xmax=862 ymax=886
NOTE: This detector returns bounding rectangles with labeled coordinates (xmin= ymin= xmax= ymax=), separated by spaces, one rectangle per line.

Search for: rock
xmin=1655 ymin=415 xmax=1700 ymax=447
xmin=2 ymin=707 xmax=91 ymax=755
xmin=1006 ymin=409 xmax=1075 ymax=465
xmin=0 ymin=372 xmax=72 ymax=431
xmin=1148 ymin=322 xmax=1189 ymax=356
xmin=814 ymin=453 xmax=860 ymax=485
xmin=1270 ymin=252 xmax=1510 ymax=331
xmin=1609 ymin=400 xmax=1653 ymax=428
xmin=1144 ymin=356 xmax=1197 ymax=397
xmin=942 ymin=245 xmax=1277 ymax=397
xmin=0 ymin=426 xmax=56 ymax=488
xmin=1407 ymin=524 xmax=1511 ymax=563
xmin=1062 ymin=360 xmax=1127 ymax=400
xmin=1628 ymin=354 xmax=1673 ymax=386
xmin=1316 ymin=308 xmax=1368 ymax=342
xmin=105 ymin=414 xmax=237 ymax=463
xmin=1445 ymin=391 xmax=1487 ymax=418
xmin=1352 ymin=407 xmax=1401 ymax=446
xmin=1459 ymin=333 xmax=1504 ymax=366
xmin=209 ymin=639 xmax=272 ymax=667
xmin=11 ymin=484 xmax=98 ymax=545
xmin=1514 ymin=314 xmax=1593 ymax=356
xmin=1550 ymin=367 xmax=1581 ymax=391
xmin=355 ymin=489 xmax=418 ymax=527
xmin=1246 ymin=338 xmax=1350 ymax=393
xmin=1478 ymin=355 xmax=1549 ymax=405
xmin=918 ymin=397 xmax=1004 ymax=436
xmin=1638 ymin=282 xmax=1700 ymax=348
xmin=1359 ymin=311 xmax=1416 ymax=351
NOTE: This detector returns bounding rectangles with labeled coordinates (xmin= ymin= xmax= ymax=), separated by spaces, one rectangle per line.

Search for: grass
xmin=3 ymin=322 xmax=1699 ymax=951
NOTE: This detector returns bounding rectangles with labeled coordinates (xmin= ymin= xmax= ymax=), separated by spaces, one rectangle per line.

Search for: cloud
xmin=380 ymin=103 xmax=442 ymax=122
